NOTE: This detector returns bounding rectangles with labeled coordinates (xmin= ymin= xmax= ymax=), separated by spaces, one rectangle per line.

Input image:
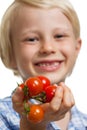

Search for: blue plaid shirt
xmin=0 ymin=96 xmax=87 ymax=130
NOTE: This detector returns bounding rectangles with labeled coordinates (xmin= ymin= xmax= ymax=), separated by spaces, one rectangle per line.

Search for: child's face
xmin=11 ymin=5 xmax=81 ymax=83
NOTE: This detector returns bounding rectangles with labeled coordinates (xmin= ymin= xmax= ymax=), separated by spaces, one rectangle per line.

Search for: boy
xmin=0 ymin=0 xmax=87 ymax=129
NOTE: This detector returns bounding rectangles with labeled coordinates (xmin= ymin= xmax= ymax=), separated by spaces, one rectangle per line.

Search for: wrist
xmin=20 ymin=116 xmax=47 ymax=130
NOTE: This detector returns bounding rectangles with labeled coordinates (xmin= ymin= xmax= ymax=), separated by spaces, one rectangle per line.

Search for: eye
xmin=24 ymin=37 xmax=39 ymax=43
xmin=28 ymin=38 xmax=37 ymax=42
xmin=54 ymin=34 xmax=64 ymax=39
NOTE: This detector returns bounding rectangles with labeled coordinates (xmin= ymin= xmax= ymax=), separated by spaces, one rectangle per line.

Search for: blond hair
xmin=0 ymin=0 xmax=80 ymax=75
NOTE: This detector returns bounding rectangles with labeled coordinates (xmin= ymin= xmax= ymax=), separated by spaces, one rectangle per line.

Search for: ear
xmin=75 ymin=37 xmax=82 ymax=55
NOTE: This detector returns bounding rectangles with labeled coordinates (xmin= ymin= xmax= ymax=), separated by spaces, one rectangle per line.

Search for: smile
xmin=35 ymin=60 xmax=63 ymax=72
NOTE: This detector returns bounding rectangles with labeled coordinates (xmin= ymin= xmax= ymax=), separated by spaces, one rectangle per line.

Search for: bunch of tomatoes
xmin=19 ymin=76 xmax=57 ymax=123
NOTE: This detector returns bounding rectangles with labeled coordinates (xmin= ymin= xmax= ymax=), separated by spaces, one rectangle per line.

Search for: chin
xmin=41 ymin=73 xmax=64 ymax=84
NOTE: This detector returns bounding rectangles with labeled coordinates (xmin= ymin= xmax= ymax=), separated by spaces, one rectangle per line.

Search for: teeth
xmin=38 ymin=62 xmax=59 ymax=67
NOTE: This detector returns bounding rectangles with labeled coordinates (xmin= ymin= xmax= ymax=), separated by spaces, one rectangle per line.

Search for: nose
xmin=39 ymin=41 xmax=56 ymax=55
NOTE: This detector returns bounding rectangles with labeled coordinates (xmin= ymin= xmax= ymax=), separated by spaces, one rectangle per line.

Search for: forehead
xmin=11 ymin=4 xmax=73 ymax=34
xmin=15 ymin=5 xmax=68 ymax=21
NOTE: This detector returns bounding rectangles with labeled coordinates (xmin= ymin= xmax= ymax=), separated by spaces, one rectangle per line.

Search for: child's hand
xmin=42 ymin=82 xmax=75 ymax=121
xmin=12 ymin=82 xmax=75 ymax=130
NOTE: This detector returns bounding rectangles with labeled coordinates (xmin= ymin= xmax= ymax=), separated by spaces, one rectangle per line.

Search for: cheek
xmin=62 ymin=43 xmax=78 ymax=72
xmin=65 ymin=44 xmax=78 ymax=69
xmin=15 ymin=46 xmax=36 ymax=62
xmin=62 ymin=43 xmax=77 ymax=58
xmin=14 ymin=50 xmax=33 ymax=79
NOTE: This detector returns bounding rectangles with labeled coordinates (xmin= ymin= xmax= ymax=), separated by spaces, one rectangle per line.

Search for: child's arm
xmin=12 ymin=82 xmax=75 ymax=130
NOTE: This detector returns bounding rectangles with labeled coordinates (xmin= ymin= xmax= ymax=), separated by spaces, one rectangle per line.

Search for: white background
xmin=0 ymin=0 xmax=87 ymax=113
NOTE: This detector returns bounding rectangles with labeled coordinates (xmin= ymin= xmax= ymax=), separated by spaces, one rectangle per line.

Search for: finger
xmin=12 ymin=87 xmax=24 ymax=113
xmin=50 ymin=86 xmax=63 ymax=111
xmin=60 ymin=83 xmax=75 ymax=109
xmin=53 ymin=83 xmax=75 ymax=119
xmin=12 ymin=87 xmax=24 ymax=103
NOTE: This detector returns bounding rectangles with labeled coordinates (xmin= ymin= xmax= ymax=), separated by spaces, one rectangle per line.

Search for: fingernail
xmin=58 ymin=86 xmax=63 ymax=92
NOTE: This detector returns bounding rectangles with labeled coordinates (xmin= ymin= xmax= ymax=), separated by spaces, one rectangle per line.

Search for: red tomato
xmin=25 ymin=77 xmax=43 ymax=97
xmin=27 ymin=105 xmax=44 ymax=123
xmin=45 ymin=85 xmax=57 ymax=102
xmin=37 ymin=76 xmax=50 ymax=91
xmin=19 ymin=83 xmax=25 ymax=89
